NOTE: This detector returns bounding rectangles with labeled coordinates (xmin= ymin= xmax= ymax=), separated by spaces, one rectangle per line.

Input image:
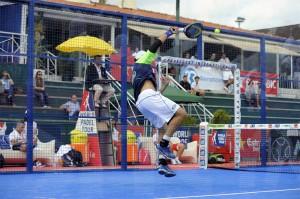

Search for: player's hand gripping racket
xmin=178 ymin=22 xmax=203 ymax=39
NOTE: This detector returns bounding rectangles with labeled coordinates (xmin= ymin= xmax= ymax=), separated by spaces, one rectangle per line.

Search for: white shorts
xmin=223 ymin=70 xmax=233 ymax=81
xmin=136 ymin=89 xmax=180 ymax=128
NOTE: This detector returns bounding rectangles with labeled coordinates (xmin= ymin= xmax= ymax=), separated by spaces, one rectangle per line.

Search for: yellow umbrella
xmin=56 ymin=36 xmax=115 ymax=56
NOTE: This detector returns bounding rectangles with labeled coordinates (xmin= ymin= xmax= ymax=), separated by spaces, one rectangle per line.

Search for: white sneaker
xmin=224 ymin=86 xmax=229 ymax=93
xmin=176 ymin=159 xmax=182 ymax=164
xmin=171 ymin=159 xmax=177 ymax=165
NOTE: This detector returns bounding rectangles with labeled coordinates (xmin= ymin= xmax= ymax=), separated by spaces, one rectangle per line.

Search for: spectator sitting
xmin=191 ymin=76 xmax=205 ymax=96
xmin=34 ymin=71 xmax=49 ymax=108
xmin=1 ymin=71 xmax=14 ymax=105
xmin=85 ymin=55 xmax=115 ymax=108
xmin=9 ymin=121 xmax=37 ymax=152
xmin=168 ymin=66 xmax=177 ymax=79
xmin=184 ymin=52 xmax=190 ymax=59
xmin=152 ymin=129 xmax=183 ymax=165
xmin=245 ymin=79 xmax=260 ymax=107
xmin=179 ymin=74 xmax=191 ymax=92
xmin=209 ymin=53 xmax=217 ymax=62
xmin=60 ymin=94 xmax=80 ymax=120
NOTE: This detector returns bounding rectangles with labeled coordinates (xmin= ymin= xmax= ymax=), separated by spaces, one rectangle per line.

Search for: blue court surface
xmin=1 ymin=169 xmax=300 ymax=199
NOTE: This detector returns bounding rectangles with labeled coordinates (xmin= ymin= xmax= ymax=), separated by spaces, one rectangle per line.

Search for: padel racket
xmin=179 ymin=22 xmax=203 ymax=39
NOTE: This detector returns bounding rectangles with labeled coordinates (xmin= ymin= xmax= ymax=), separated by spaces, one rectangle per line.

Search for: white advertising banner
xmin=180 ymin=65 xmax=225 ymax=91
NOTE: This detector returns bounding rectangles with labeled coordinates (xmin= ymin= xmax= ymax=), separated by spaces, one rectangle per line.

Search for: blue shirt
xmin=62 ymin=101 xmax=80 ymax=116
xmin=1 ymin=79 xmax=10 ymax=90
xmin=132 ymin=50 xmax=157 ymax=101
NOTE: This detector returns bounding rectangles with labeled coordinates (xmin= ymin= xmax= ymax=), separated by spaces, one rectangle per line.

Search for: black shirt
xmin=180 ymin=80 xmax=191 ymax=91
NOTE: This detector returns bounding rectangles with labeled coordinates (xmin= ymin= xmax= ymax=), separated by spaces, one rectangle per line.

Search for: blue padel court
xmin=1 ymin=168 xmax=300 ymax=199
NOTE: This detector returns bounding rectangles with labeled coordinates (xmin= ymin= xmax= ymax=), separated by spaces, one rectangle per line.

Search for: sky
xmin=107 ymin=0 xmax=300 ymax=30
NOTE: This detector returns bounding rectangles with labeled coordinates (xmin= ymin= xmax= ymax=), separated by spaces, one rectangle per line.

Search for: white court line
xmin=156 ymin=188 xmax=300 ymax=199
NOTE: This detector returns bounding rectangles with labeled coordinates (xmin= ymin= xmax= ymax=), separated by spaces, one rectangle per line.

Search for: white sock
xmin=162 ymin=135 xmax=171 ymax=141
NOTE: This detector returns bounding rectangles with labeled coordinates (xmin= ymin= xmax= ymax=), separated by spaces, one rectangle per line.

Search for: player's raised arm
xmin=136 ymin=27 xmax=178 ymax=64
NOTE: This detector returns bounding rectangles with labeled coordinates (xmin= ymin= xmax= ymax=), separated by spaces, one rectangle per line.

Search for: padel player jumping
xmin=132 ymin=27 xmax=187 ymax=177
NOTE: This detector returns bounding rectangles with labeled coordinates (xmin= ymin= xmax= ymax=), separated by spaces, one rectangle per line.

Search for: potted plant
xmin=211 ymin=109 xmax=231 ymax=124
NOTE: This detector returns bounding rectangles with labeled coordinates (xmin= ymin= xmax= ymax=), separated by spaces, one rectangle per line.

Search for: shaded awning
xmin=216 ymin=36 xmax=299 ymax=55
xmin=128 ymin=22 xmax=300 ymax=56
xmin=216 ymin=36 xmax=260 ymax=52
xmin=266 ymin=43 xmax=300 ymax=56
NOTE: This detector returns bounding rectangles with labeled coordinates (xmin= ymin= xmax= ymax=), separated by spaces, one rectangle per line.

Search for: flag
xmin=80 ymin=90 xmax=95 ymax=111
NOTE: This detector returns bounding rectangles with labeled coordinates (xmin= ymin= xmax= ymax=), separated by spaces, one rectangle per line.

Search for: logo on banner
xmin=212 ymin=130 xmax=226 ymax=147
xmin=76 ymin=90 xmax=97 ymax=134
xmin=246 ymin=138 xmax=260 ymax=152
xmin=173 ymin=130 xmax=190 ymax=144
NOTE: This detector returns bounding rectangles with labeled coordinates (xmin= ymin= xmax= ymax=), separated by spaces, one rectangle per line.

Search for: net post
xmin=234 ymin=69 xmax=241 ymax=168
xmin=199 ymin=122 xmax=208 ymax=169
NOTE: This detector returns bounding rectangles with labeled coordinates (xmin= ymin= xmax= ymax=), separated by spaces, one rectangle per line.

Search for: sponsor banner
xmin=76 ymin=90 xmax=97 ymax=135
xmin=240 ymin=71 xmax=278 ymax=96
xmin=161 ymin=56 xmax=237 ymax=70
xmin=173 ymin=129 xmax=191 ymax=144
xmin=110 ymin=51 xmax=135 ymax=82
xmin=179 ymin=63 xmax=278 ymax=95
xmin=180 ymin=64 xmax=225 ymax=91
xmin=76 ymin=112 xmax=97 ymax=135
xmin=240 ymin=130 xmax=261 ymax=158
xmin=212 ymin=130 xmax=226 ymax=147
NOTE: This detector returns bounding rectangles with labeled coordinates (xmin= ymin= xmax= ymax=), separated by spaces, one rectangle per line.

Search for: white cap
xmin=134 ymin=50 xmax=146 ymax=60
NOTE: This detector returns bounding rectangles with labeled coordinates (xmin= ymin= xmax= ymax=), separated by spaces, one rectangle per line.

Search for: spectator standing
xmin=191 ymin=76 xmax=205 ymax=96
xmin=85 ymin=55 xmax=115 ymax=108
xmin=219 ymin=53 xmax=234 ymax=92
xmin=60 ymin=94 xmax=80 ymax=120
xmin=1 ymin=71 xmax=14 ymax=105
xmin=218 ymin=53 xmax=230 ymax=64
xmin=132 ymin=47 xmax=139 ymax=57
xmin=179 ymin=74 xmax=191 ymax=92
xmin=245 ymin=79 xmax=260 ymax=107
xmin=34 ymin=71 xmax=49 ymax=108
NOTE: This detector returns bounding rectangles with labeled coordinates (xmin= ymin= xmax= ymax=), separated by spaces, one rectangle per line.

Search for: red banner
xmin=240 ymin=71 xmax=278 ymax=96
xmin=110 ymin=48 xmax=135 ymax=82
xmin=240 ymin=130 xmax=261 ymax=159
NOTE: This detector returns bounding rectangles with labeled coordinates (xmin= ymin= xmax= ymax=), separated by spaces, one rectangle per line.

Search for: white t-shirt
xmin=191 ymin=81 xmax=201 ymax=90
xmin=218 ymin=57 xmax=230 ymax=64
xmin=152 ymin=132 xmax=158 ymax=144
xmin=245 ymin=83 xmax=259 ymax=99
xmin=9 ymin=129 xmax=26 ymax=146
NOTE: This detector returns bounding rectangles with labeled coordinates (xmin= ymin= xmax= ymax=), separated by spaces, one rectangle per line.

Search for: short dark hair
xmin=194 ymin=76 xmax=200 ymax=79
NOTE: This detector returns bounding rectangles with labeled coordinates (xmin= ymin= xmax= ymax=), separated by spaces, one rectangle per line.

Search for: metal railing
xmin=36 ymin=51 xmax=58 ymax=81
xmin=0 ymin=31 xmax=27 ymax=64
xmin=167 ymin=75 xmax=214 ymax=122
xmin=106 ymin=72 xmax=141 ymax=126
